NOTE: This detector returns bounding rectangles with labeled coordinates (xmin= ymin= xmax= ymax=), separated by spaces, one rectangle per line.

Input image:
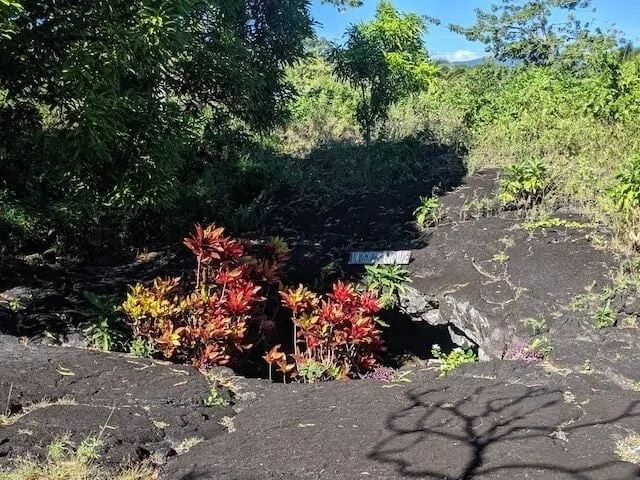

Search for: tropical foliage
xmin=331 ymin=0 xmax=438 ymax=143
xmin=123 ymin=224 xmax=290 ymax=368
xmin=0 ymin=0 xmax=355 ymax=252
xmin=271 ymin=281 xmax=385 ymax=381
xmin=122 ymin=222 xmax=386 ymax=380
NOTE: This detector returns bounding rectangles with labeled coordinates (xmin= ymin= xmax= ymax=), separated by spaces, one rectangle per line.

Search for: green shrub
xmin=413 ymin=194 xmax=443 ymax=228
xmin=363 ymin=264 xmax=412 ymax=309
xmin=609 ymin=155 xmax=640 ymax=218
xmin=128 ymin=337 xmax=157 ymax=358
xmin=82 ymin=292 xmax=129 ymax=352
xmin=0 ymin=191 xmax=44 ymax=254
xmin=498 ymin=159 xmax=550 ymax=208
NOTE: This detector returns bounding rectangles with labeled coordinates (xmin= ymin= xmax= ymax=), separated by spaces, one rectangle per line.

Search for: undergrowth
xmin=0 ymin=434 xmax=154 ymax=480
xmin=431 ymin=345 xmax=478 ymax=376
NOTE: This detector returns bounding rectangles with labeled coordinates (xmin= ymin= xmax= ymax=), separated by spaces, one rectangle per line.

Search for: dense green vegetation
xmin=0 ymin=0 xmax=352 ymax=254
xmin=286 ymin=0 xmax=640 ymax=250
xmin=1 ymin=0 xmax=640 ymax=257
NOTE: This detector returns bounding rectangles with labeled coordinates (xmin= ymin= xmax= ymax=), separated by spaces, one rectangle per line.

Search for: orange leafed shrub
xmin=123 ymin=224 xmax=289 ymax=368
xmin=268 ymin=281 xmax=385 ymax=381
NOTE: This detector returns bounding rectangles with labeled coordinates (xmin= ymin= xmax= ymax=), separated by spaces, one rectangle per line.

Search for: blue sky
xmin=310 ymin=1 xmax=640 ymax=62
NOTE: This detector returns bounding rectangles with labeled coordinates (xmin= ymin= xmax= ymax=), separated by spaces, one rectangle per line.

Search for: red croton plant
xmin=122 ymin=223 xmax=289 ymax=369
xmin=266 ymin=281 xmax=385 ymax=381
xmin=123 ymin=223 xmax=386 ymax=380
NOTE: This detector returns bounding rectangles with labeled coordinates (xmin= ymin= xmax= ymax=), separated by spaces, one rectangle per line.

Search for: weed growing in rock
xmin=173 ymin=437 xmax=204 ymax=455
xmin=431 ymin=345 xmax=477 ymax=377
xmin=570 ymin=294 xmax=591 ymax=312
xmin=414 ymin=195 xmax=443 ymax=228
xmin=499 ymin=236 xmax=516 ymax=248
xmin=204 ymin=386 xmax=229 ymax=407
xmin=503 ymin=339 xmax=545 ymax=363
xmin=527 ymin=336 xmax=552 ymax=357
xmin=82 ymin=292 xmax=129 ymax=352
xmin=0 ymin=383 xmax=12 ymax=426
xmin=460 ymin=196 xmax=499 ymax=220
xmin=510 ymin=317 xmax=552 ymax=361
xmin=499 ymin=159 xmax=551 ymax=209
xmin=6 ymin=297 xmax=25 ymax=312
xmin=616 ymin=433 xmax=640 ymax=464
xmin=45 ymin=436 xmax=68 ymax=462
xmin=520 ymin=317 xmax=548 ymax=336
xmin=75 ymin=437 xmax=104 ymax=464
xmin=389 ymin=370 xmax=412 ymax=384
xmin=360 ymin=367 xmax=412 ymax=384
xmin=360 ymin=366 xmax=394 ymax=381
xmin=492 ymin=252 xmax=509 ymax=264
xmin=593 ymin=300 xmax=615 ymax=329
xmin=219 ymin=415 xmax=236 ymax=433
xmin=363 ymin=264 xmax=412 ymax=309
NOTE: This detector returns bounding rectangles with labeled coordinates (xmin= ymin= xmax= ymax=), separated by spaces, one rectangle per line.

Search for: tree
xmin=0 ymin=0 xmax=22 ymax=39
xmin=450 ymin=0 xmax=597 ymax=66
xmin=331 ymin=0 xmax=438 ymax=144
xmin=321 ymin=0 xmax=362 ymax=8
xmin=0 ymin=0 xmax=357 ymax=250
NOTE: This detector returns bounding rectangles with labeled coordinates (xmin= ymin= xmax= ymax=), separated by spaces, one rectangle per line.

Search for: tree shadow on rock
xmin=260 ymin=138 xmax=467 ymax=287
xmin=368 ymin=380 xmax=640 ymax=479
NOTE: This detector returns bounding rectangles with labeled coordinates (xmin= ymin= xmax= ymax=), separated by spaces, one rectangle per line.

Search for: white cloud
xmin=434 ymin=50 xmax=485 ymax=63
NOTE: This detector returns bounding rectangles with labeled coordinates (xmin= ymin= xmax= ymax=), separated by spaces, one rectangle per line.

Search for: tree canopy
xmin=0 ymin=0 xmax=355 ymax=249
xmin=450 ymin=0 xmax=599 ymax=66
xmin=331 ymin=0 xmax=438 ymax=143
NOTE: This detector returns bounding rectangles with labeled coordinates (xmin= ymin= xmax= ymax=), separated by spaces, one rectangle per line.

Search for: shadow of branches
xmin=369 ymin=379 xmax=640 ymax=479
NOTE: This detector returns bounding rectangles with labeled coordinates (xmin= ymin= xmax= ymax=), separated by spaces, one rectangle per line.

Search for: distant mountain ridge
xmin=450 ymin=57 xmax=486 ymax=66
xmin=436 ymin=57 xmax=488 ymax=67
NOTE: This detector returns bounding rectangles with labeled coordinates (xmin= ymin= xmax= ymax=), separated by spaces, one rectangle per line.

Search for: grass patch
xmin=0 ymin=434 xmax=155 ymax=480
xmin=616 ymin=433 xmax=640 ymax=464
xmin=172 ymin=437 xmax=204 ymax=455
xmin=0 ymin=384 xmax=77 ymax=427
xmin=521 ymin=217 xmax=590 ymax=232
